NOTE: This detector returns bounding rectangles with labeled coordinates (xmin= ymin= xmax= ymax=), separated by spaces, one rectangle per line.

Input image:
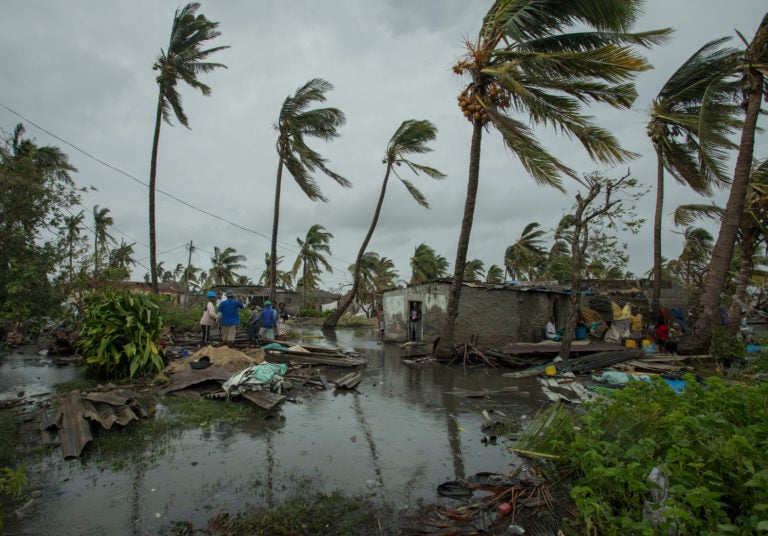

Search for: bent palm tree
xmin=464 ymin=259 xmax=485 ymax=282
xmin=504 ymin=222 xmax=546 ymax=281
xmin=258 ymin=253 xmax=293 ymax=290
xmin=411 ymin=243 xmax=449 ymax=284
xmin=323 ymin=120 xmax=444 ymax=329
xmin=149 ymin=3 xmax=228 ymax=293
xmin=691 ymin=14 xmax=768 ymax=351
xmin=436 ymin=0 xmax=671 ymax=357
xmin=292 ymin=224 xmax=334 ymax=311
xmin=270 ymin=78 xmax=349 ymax=302
xmin=485 ymin=264 xmax=504 ymax=283
xmin=206 ymin=246 xmax=246 ymax=287
xmin=647 ymin=37 xmax=741 ymax=308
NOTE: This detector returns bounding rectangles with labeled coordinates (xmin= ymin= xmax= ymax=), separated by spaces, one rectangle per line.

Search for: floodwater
xmin=1 ymin=327 xmax=550 ymax=535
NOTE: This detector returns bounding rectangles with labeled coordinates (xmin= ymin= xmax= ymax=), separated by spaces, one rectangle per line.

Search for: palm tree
xmin=543 ymin=240 xmax=572 ymax=282
xmin=485 ymin=264 xmax=504 ymax=283
xmin=436 ymin=0 xmax=670 ymax=357
xmin=206 ymin=246 xmax=246 ymax=286
xmin=675 ymin=159 xmax=768 ymax=333
xmin=692 ymin=14 xmax=768 ymax=350
xmin=269 ymin=78 xmax=349 ymax=302
xmin=106 ymin=239 xmax=136 ymax=281
xmin=504 ymin=222 xmax=546 ymax=281
xmin=258 ymin=253 xmax=293 ymax=289
xmin=148 ymin=3 xmax=228 ymax=294
xmin=463 ymin=259 xmax=485 ymax=282
xmin=92 ymin=205 xmax=114 ymax=278
xmin=292 ymin=224 xmax=334 ymax=311
xmin=647 ymin=37 xmax=741 ymax=308
xmin=62 ymin=210 xmax=85 ymax=281
xmin=410 ymin=243 xmax=449 ymax=284
xmin=348 ymin=252 xmax=400 ymax=312
xmin=677 ymin=227 xmax=714 ymax=287
xmin=323 ymin=120 xmax=444 ymax=329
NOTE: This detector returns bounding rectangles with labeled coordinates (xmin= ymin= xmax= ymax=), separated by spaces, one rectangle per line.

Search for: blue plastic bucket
xmin=574 ymin=326 xmax=587 ymax=340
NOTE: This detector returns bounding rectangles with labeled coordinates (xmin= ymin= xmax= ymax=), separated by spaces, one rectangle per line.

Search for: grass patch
xmin=0 ymin=412 xmax=17 ymax=468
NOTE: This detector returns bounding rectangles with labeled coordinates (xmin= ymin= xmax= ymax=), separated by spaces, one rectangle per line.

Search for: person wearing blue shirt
xmin=255 ymin=300 xmax=278 ymax=340
xmin=217 ymin=290 xmax=244 ymax=345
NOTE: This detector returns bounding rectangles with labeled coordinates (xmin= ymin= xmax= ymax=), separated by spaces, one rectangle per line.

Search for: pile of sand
xmin=163 ymin=345 xmax=265 ymax=375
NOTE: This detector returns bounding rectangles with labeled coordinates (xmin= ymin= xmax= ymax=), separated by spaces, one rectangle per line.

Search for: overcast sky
xmin=2 ymin=1 xmax=767 ymax=291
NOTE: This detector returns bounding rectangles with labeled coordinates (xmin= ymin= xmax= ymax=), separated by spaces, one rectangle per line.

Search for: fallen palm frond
xmin=509 ymin=402 xmax=575 ymax=460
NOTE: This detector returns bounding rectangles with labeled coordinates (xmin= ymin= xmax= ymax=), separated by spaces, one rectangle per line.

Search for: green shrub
xmin=77 ymin=290 xmax=166 ymax=379
xmin=709 ymin=327 xmax=746 ymax=366
xmin=545 ymin=377 xmax=768 ymax=535
xmin=157 ymin=299 xmax=201 ymax=333
xmin=0 ymin=464 xmax=27 ymax=530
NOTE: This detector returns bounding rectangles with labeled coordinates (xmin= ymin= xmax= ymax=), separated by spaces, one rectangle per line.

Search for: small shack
xmin=382 ymin=279 xmax=687 ymax=346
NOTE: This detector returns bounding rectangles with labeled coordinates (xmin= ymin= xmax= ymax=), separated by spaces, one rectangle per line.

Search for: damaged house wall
xmin=382 ymin=282 xmax=570 ymax=345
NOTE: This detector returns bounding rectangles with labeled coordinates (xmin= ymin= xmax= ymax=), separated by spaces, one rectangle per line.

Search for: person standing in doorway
xmin=200 ymin=291 xmax=218 ymax=345
xmin=376 ymin=304 xmax=384 ymax=344
xmin=218 ymin=290 xmax=245 ymax=345
xmin=408 ymin=302 xmax=422 ymax=341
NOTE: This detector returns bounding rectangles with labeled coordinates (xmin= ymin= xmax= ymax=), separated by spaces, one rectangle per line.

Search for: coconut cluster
xmin=457 ymin=83 xmax=511 ymax=124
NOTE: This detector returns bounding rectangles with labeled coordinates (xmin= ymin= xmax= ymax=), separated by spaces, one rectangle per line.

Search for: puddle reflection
xmin=2 ymin=327 xmax=548 ymax=535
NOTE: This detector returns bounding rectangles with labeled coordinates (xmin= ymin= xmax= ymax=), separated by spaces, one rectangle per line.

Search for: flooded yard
xmin=1 ymin=327 xmax=550 ymax=535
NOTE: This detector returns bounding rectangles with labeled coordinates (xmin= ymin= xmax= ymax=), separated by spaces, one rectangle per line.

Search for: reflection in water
xmin=2 ymin=327 xmax=549 ymax=535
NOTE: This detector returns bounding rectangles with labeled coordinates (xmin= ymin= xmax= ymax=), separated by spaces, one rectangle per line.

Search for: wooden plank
xmin=241 ymin=390 xmax=286 ymax=411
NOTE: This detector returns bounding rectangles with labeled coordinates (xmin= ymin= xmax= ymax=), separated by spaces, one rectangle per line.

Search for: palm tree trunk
xmin=148 ymin=97 xmax=163 ymax=294
xmin=690 ymin=33 xmax=765 ymax=351
xmin=323 ymin=165 xmax=392 ymax=329
xmin=436 ymin=121 xmax=483 ymax=357
xmin=652 ymin=155 xmax=664 ymax=310
xmin=270 ymin=151 xmax=285 ymax=303
xmin=727 ymin=238 xmax=757 ymax=336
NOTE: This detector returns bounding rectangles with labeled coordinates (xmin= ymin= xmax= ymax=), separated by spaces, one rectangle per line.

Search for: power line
xmin=0 ymin=102 xmax=361 ymax=275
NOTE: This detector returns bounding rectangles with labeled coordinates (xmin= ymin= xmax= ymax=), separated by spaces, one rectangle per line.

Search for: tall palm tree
xmin=148 ymin=3 xmax=228 ymax=294
xmin=485 ymin=264 xmax=504 ymax=283
xmin=675 ymin=159 xmax=768 ymax=333
xmin=270 ymin=78 xmax=349 ymax=302
xmin=692 ymin=14 xmax=768 ymax=350
xmin=292 ymin=224 xmax=334 ymax=310
xmin=504 ymin=222 xmax=546 ymax=281
xmin=647 ymin=37 xmax=741 ymax=308
xmin=92 ymin=205 xmax=114 ymax=278
xmin=410 ymin=243 xmax=449 ymax=284
xmin=206 ymin=246 xmax=246 ymax=286
xmin=348 ymin=252 xmax=400 ymax=311
xmin=436 ymin=0 xmax=670 ymax=357
xmin=323 ymin=120 xmax=444 ymax=329
xmin=463 ymin=259 xmax=485 ymax=282
xmin=62 ymin=210 xmax=85 ymax=281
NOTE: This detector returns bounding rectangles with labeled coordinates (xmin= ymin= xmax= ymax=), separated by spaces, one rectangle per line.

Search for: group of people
xmin=544 ymin=306 xmax=679 ymax=354
xmin=199 ymin=290 xmax=289 ymax=346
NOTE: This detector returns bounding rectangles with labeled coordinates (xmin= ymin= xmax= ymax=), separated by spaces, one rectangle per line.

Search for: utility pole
xmin=185 ymin=240 xmax=194 ymax=307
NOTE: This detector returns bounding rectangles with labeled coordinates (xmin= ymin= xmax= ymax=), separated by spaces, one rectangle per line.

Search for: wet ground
xmin=1 ymin=327 xmax=550 ymax=535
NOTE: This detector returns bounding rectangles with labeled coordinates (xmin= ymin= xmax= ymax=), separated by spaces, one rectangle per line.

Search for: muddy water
xmin=2 ymin=328 xmax=549 ymax=535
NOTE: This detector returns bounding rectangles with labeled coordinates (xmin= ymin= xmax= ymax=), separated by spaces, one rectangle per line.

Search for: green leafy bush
xmin=710 ymin=327 xmax=746 ymax=367
xmin=77 ymin=291 xmax=166 ymax=379
xmin=547 ymin=377 xmax=768 ymax=534
xmin=0 ymin=465 xmax=27 ymax=530
xmin=156 ymin=299 xmax=201 ymax=333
